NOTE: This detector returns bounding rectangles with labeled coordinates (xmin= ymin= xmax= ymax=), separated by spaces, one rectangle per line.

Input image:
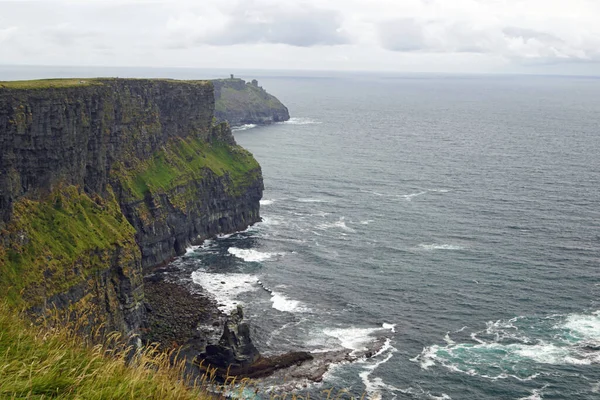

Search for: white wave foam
xmin=270 ymin=292 xmax=309 ymax=313
xmin=260 ymin=199 xmax=274 ymax=206
xmin=518 ymin=385 xmax=548 ymax=400
xmin=360 ymin=220 xmax=374 ymax=225
xmin=232 ymin=124 xmax=257 ymax=131
xmin=191 ymin=271 xmax=258 ymax=313
xmin=418 ymin=244 xmax=465 ymax=251
xmin=402 ymin=191 xmax=427 ymax=201
xmin=382 ymin=323 xmax=396 ymax=333
xmin=227 ymin=247 xmax=283 ymax=262
xmin=278 ymin=117 xmax=321 ymax=125
xmin=561 ymin=311 xmax=600 ymax=340
xmin=296 ymin=198 xmax=328 ymax=203
xmin=323 ymin=327 xmax=380 ymax=353
xmin=185 ymin=245 xmax=201 ymax=255
xmin=359 ymin=338 xmax=399 ymax=399
xmin=316 ymin=217 xmax=356 ymax=233
xmin=259 ymin=216 xmax=282 ymax=226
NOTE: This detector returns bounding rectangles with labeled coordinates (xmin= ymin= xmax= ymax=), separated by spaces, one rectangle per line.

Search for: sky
xmin=1 ymin=0 xmax=600 ymax=75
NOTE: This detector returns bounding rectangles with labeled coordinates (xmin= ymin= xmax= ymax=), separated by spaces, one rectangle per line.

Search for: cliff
xmin=213 ymin=78 xmax=290 ymax=126
xmin=0 ymin=78 xmax=263 ymax=337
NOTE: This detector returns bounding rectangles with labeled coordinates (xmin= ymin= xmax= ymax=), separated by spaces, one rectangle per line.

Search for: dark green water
xmin=199 ymin=74 xmax=600 ymax=399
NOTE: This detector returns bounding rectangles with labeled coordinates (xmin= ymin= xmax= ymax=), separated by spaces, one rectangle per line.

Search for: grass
xmin=0 ymin=302 xmax=228 ymax=399
xmin=0 ymin=186 xmax=139 ymax=306
xmin=0 ymin=78 xmax=212 ymax=90
xmin=0 ymin=79 xmax=103 ymax=89
xmin=215 ymin=83 xmax=284 ymax=114
xmin=113 ymin=135 xmax=260 ymax=203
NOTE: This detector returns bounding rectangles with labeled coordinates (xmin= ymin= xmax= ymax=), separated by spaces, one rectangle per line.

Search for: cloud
xmin=0 ymin=26 xmax=18 ymax=43
xmin=167 ymin=1 xmax=350 ymax=48
xmin=1 ymin=0 xmax=600 ymax=73
xmin=378 ymin=15 xmax=600 ymax=64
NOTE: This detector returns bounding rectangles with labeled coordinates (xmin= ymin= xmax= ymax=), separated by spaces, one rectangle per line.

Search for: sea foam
xmin=227 ymin=247 xmax=283 ymax=262
xmin=190 ymin=270 xmax=258 ymax=313
xmin=232 ymin=124 xmax=257 ymax=132
xmin=278 ymin=117 xmax=321 ymax=125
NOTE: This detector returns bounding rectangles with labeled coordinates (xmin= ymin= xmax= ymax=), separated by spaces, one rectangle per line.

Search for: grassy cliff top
xmin=0 ymin=78 xmax=211 ymax=90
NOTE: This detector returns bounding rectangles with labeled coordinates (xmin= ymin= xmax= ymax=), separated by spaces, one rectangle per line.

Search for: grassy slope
xmin=0 ymin=78 xmax=212 ymax=90
xmin=215 ymin=82 xmax=283 ymax=114
xmin=0 ymin=302 xmax=215 ymax=400
xmin=0 ymin=186 xmax=139 ymax=306
xmin=0 ymin=79 xmax=102 ymax=89
xmin=112 ymin=135 xmax=260 ymax=204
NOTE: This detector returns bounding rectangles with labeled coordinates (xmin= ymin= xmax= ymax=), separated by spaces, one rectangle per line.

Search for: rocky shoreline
xmin=142 ymin=262 xmax=391 ymax=390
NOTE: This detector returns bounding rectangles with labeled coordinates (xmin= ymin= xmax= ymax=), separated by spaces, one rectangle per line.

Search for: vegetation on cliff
xmin=112 ymin=134 xmax=260 ymax=204
xmin=0 ymin=302 xmax=219 ymax=399
xmin=0 ymin=186 xmax=140 ymax=307
xmin=0 ymin=78 xmax=266 ymax=397
xmin=213 ymin=78 xmax=290 ymax=126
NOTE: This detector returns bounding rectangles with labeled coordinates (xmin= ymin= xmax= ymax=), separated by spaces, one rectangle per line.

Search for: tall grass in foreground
xmin=0 ymin=302 xmax=226 ymax=399
xmin=0 ymin=303 xmax=367 ymax=399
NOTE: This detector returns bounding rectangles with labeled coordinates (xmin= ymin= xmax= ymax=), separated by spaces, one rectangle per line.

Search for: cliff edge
xmin=213 ymin=78 xmax=290 ymax=126
xmin=0 ymin=78 xmax=263 ymax=338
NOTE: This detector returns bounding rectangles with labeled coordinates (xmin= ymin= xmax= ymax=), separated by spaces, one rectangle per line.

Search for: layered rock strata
xmin=0 ymin=79 xmax=263 ymax=339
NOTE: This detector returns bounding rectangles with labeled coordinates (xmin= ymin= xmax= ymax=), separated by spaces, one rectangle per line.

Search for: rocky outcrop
xmin=0 ymin=79 xmax=262 ymax=340
xmin=213 ymin=78 xmax=290 ymax=126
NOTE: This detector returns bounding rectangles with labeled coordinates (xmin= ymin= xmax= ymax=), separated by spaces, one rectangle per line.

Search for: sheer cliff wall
xmin=0 ymin=79 xmax=263 ymax=334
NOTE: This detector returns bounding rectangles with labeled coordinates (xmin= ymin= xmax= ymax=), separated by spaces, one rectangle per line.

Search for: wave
xmin=296 ymin=198 xmax=328 ymax=203
xmin=418 ymin=244 xmax=465 ymax=251
xmin=231 ymin=124 xmax=257 ymax=132
xmin=190 ymin=270 xmax=258 ymax=313
xmin=412 ymin=310 xmax=600 ymax=380
xmin=270 ymin=292 xmax=310 ymax=313
xmin=227 ymin=247 xmax=284 ymax=262
xmin=402 ymin=191 xmax=428 ymax=201
xmin=260 ymin=199 xmax=275 ymax=206
xmin=316 ymin=217 xmax=356 ymax=233
xmin=278 ymin=117 xmax=321 ymax=125
xmin=358 ymin=339 xmax=399 ymax=399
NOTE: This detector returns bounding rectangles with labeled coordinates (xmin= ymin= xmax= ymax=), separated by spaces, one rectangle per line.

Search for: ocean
xmin=4 ymin=67 xmax=600 ymax=399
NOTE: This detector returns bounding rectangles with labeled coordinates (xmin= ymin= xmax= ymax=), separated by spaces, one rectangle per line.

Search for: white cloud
xmin=0 ymin=0 xmax=599 ymax=73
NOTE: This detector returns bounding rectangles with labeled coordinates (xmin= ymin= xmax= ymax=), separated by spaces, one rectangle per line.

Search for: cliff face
xmin=0 ymin=79 xmax=263 ymax=335
xmin=213 ymin=78 xmax=290 ymax=126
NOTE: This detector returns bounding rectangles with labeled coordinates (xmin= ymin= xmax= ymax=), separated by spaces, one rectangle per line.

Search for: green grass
xmin=113 ymin=136 xmax=260 ymax=202
xmin=0 ymin=302 xmax=222 ymax=399
xmin=0 ymin=78 xmax=212 ymax=90
xmin=0 ymin=186 xmax=139 ymax=306
xmin=216 ymin=85 xmax=283 ymax=113
xmin=0 ymin=79 xmax=103 ymax=89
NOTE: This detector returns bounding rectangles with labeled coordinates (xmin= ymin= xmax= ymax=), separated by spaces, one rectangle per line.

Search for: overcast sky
xmin=1 ymin=0 xmax=600 ymax=75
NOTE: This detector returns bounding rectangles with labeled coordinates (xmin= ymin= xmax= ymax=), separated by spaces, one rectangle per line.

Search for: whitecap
xmin=260 ymin=199 xmax=274 ymax=206
xmin=323 ymin=327 xmax=380 ymax=353
xmin=382 ymin=323 xmax=396 ymax=333
xmin=270 ymin=292 xmax=309 ymax=313
xmin=278 ymin=117 xmax=321 ymax=125
xmin=402 ymin=191 xmax=427 ymax=201
xmin=418 ymin=244 xmax=465 ymax=251
xmin=360 ymin=220 xmax=374 ymax=225
xmin=560 ymin=311 xmax=600 ymax=341
xmin=190 ymin=271 xmax=258 ymax=313
xmin=231 ymin=124 xmax=257 ymax=132
xmin=185 ymin=245 xmax=201 ymax=255
xmin=296 ymin=198 xmax=328 ymax=203
xmin=316 ymin=217 xmax=356 ymax=233
xmin=227 ymin=247 xmax=284 ymax=262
